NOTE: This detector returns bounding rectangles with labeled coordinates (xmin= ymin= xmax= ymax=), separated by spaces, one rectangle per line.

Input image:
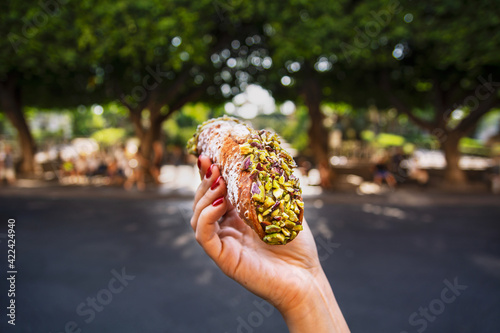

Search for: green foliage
xmin=361 ymin=130 xmax=405 ymax=147
xmin=71 ymin=103 xmax=131 ymax=137
xmin=1 ymin=1 xmax=78 ymax=73
xmin=76 ymin=0 xmax=215 ymax=66
xmin=32 ymin=128 xmax=65 ymax=143
xmin=257 ymin=0 xmax=500 ymax=141
xmin=402 ymin=143 xmax=415 ymax=155
xmin=459 ymin=137 xmax=490 ymax=156
xmin=376 ymin=133 xmax=405 ymax=147
xmin=2 ymin=0 xmax=499 ymax=166
xmin=73 ymin=0 xmax=229 ymax=104
xmin=361 ymin=130 xmax=376 ymax=142
xmin=348 ymin=0 xmax=500 ymax=117
xmin=247 ymin=106 xmax=309 ymax=152
xmin=322 ymin=103 xmax=353 ymax=116
xmin=279 ymin=106 xmax=309 ymax=152
xmin=91 ymin=128 xmax=127 ymax=147
xmin=180 ymin=103 xmax=212 ymax=125
xmin=163 ymin=103 xmax=212 ymax=146
xmin=264 ymin=0 xmax=350 ymax=62
xmin=1 ymin=1 xmax=109 ymax=108
xmin=476 ymin=109 xmax=500 ymax=139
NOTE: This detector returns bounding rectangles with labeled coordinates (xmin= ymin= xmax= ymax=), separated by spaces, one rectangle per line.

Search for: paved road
xmin=0 ymin=191 xmax=499 ymax=333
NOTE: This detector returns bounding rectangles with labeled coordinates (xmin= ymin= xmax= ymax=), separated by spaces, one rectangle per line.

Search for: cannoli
xmin=187 ymin=116 xmax=303 ymax=245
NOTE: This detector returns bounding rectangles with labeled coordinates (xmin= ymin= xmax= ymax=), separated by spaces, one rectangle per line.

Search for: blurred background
xmin=0 ymin=0 xmax=499 ymax=332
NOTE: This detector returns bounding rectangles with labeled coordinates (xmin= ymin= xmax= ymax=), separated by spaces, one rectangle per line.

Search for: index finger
xmin=195 ymin=196 xmax=227 ymax=260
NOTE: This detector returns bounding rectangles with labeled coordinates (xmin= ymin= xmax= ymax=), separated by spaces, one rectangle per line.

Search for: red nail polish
xmin=206 ymin=164 xmax=213 ymax=179
xmin=211 ymin=176 xmax=221 ymax=190
xmin=197 ymin=156 xmax=201 ymax=169
xmin=212 ymin=197 xmax=224 ymax=207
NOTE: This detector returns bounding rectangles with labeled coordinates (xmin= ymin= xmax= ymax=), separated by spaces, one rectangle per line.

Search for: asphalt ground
xmin=0 ymin=188 xmax=499 ymax=333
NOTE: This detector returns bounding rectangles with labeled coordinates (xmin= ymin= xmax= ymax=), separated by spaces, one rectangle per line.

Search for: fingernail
xmin=212 ymin=197 xmax=224 ymax=207
xmin=206 ymin=164 xmax=213 ymax=179
xmin=197 ymin=156 xmax=201 ymax=169
xmin=211 ymin=176 xmax=221 ymax=190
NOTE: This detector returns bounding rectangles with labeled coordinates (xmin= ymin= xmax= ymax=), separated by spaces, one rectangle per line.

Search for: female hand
xmin=191 ymin=156 xmax=350 ymax=333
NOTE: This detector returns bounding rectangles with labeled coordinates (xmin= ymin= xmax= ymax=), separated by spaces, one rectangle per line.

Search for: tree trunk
xmin=132 ymin=108 xmax=164 ymax=185
xmin=440 ymin=132 xmax=467 ymax=185
xmin=303 ymin=76 xmax=333 ymax=189
xmin=121 ymin=81 xmax=206 ymax=184
xmin=128 ymin=109 xmax=145 ymax=143
xmin=381 ymin=71 xmax=499 ymax=186
xmin=139 ymin=117 xmax=162 ymax=163
xmin=0 ymin=74 xmax=36 ymax=175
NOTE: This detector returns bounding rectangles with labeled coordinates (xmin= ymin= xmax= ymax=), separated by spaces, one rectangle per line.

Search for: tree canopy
xmin=1 ymin=0 xmax=499 ymax=185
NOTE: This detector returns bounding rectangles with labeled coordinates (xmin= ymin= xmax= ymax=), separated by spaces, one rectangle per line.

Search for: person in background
xmin=74 ymin=154 xmax=88 ymax=184
xmin=86 ymin=152 xmax=98 ymax=178
xmin=407 ymin=155 xmax=429 ymax=186
xmin=124 ymin=148 xmax=146 ymax=191
xmin=372 ymin=151 xmax=397 ymax=189
xmin=106 ymin=157 xmax=121 ymax=185
xmin=2 ymin=145 xmax=16 ymax=185
xmin=61 ymin=158 xmax=75 ymax=182
xmin=0 ymin=145 xmax=4 ymax=184
xmin=114 ymin=145 xmax=129 ymax=183
xmin=389 ymin=147 xmax=406 ymax=182
xmin=489 ymin=155 xmax=500 ymax=194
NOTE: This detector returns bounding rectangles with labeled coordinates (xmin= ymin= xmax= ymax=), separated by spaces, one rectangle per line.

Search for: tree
xmin=253 ymin=0 xmax=353 ymax=188
xmin=0 ymin=1 xmax=104 ymax=174
xmin=254 ymin=0 xmax=500 ymax=186
xmin=340 ymin=0 xmax=500 ymax=184
xmin=0 ymin=1 xmax=49 ymax=174
xmin=0 ymin=73 xmax=36 ymax=174
xmin=75 ymin=0 xmax=259 ymax=173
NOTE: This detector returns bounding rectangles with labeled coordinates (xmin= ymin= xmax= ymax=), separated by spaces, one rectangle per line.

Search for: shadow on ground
xmin=0 ymin=188 xmax=499 ymax=333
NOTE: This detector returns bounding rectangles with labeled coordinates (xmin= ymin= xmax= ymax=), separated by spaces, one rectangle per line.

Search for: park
xmin=1 ymin=1 xmax=500 ymax=332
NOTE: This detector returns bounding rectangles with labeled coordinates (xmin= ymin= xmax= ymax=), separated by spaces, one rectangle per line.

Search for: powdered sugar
xmin=196 ymin=119 xmax=251 ymax=205
xmin=224 ymin=160 xmax=242 ymax=204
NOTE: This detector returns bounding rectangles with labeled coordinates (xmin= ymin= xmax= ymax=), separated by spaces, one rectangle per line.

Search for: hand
xmin=191 ymin=155 xmax=350 ymax=332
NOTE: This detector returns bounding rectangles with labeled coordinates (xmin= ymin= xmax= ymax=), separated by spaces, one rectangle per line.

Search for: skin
xmin=191 ymin=155 xmax=350 ymax=333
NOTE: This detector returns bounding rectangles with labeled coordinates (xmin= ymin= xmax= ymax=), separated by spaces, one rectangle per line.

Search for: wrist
xmin=278 ymin=268 xmax=350 ymax=333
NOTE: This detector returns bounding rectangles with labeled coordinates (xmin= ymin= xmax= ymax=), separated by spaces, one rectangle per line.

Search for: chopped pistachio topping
xmin=263 ymin=232 xmax=285 ymax=244
xmin=239 ymin=129 xmax=303 ymax=245
xmin=265 ymin=224 xmax=281 ymax=233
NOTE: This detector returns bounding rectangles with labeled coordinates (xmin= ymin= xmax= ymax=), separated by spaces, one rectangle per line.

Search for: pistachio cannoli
xmin=187 ymin=116 xmax=303 ymax=245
